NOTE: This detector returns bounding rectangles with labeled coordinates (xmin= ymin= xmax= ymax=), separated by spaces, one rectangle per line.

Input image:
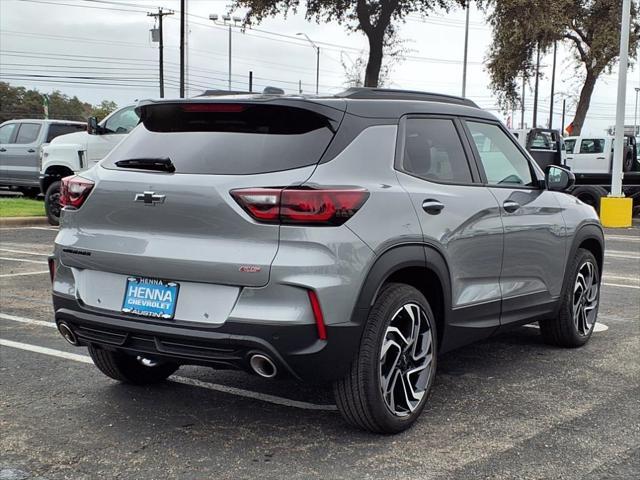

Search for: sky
xmin=1 ymin=0 xmax=639 ymax=135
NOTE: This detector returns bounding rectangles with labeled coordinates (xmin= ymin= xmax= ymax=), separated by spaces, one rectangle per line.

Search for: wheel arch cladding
xmin=352 ymin=244 xmax=452 ymax=349
xmin=572 ymin=224 xmax=605 ymax=275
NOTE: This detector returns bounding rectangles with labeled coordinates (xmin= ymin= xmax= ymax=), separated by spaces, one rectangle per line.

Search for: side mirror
xmin=87 ymin=117 xmax=99 ymax=135
xmin=545 ymin=165 xmax=575 ymax=192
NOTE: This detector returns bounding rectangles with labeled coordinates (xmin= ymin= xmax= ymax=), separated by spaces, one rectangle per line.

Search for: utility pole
xmin=561 ymin=99 xmax=566 ymax=135
xmin=249 ymin=71 xmax=253 ymax=93
xmin=549 ymin=41 xmax=557 ymax=128
xmin=462 ymin=2 xmax=470 ymax=97
xmin=520 ymin=76 xmax=526 ymax=129
xmin=532 ymin=44 xmax=541 ymax=128
xmin=179 ymin=0 xmax=185 ymax=97
xmin=148 ymin=8 xmax=174 ymax=98
xmin=634 ymin=87 xmax=639 ymax=136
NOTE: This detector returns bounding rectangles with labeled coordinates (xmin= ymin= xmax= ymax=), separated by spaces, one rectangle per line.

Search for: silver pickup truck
xmin=0 ymin=119 xmax=86 ymax=197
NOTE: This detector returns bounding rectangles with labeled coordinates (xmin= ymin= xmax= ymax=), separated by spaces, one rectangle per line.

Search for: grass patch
xmin=0 ymin=197 xmax=46 ymax=217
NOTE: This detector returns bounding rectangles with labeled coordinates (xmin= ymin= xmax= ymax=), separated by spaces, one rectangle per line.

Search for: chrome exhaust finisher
xmin=249 ymin=353 xmax=277 ymax=378
xmin=57 ymin=322 xmax=79 ymax=346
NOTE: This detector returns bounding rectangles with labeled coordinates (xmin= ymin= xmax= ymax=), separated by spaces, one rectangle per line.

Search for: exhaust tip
xmin=249 ymin=353 xmax=277 ymax=379
xmin=57 ymin=322 xmax=79 ymax=346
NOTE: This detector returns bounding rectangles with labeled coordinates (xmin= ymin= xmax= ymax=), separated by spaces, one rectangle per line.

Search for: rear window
xmin=46 ymin=123 xmax=86 ymax=142
xmin=104 ymin=103 xmax=337 ymax=175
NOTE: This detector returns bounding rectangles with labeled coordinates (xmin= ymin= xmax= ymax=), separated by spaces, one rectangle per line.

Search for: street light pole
xmin=611 ymin=0 xmax=631 ymax=198
xmin=210 ymin=14 xmax=242 ymax=91
xmin=549 ymin=41 xmax=557 ymax=128
xmin=634 ymin=87 xmax=639 ymax=137
xmin=462 ymin=2 xmax=470 ymax=97
xmin=297 ymin=33 xmax=319 ymax=94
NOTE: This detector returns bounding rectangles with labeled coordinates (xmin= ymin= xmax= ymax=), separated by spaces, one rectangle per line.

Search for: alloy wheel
xmin=573 ymin=261 xmax=599 ymax=336
xmin=379 ymin=303 xmax=434 ymax=417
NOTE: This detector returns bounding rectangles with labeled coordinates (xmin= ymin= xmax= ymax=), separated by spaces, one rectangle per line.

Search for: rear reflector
xmin=308 ymin=290 xmax=327 ymax=340
xmin=48 ymin=256 xmax=56 ymax=283
xmin=60 ymin=175 xmax=94 ymax=209
xmin=231 ymin=187 xmax=369 ymax=226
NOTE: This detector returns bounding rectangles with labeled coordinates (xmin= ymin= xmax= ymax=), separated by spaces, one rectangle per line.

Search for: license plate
xmin=122 ymin=277 xmax=179 ymax=319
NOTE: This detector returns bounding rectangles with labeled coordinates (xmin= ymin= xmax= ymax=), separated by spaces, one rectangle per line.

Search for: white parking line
xmin=0 ymin=248 xmax=50 ymax=257
xmin=605 ymin=251 xmax=640 ymax=260
xmin=0 ymin=338 xmax=337 ymax=412
xmin=0 ymin=257 xmax=47 ymax=265
xmin=605 ymin=235 xmax=640 ymax=242
xmin=523 ymin=322 xmax=609 ymax=332
xmin=602 ymin=282 xmax=640 ymax=290
xmin=602 ymin=274 xmax=640 ymax=283
xmin=0 ymin=227 xmax=58 ymax=231
xmin=0 ymin=270 xmax=50 ymax=278
xmin=0 ymin=312 xmax=55 ymax=328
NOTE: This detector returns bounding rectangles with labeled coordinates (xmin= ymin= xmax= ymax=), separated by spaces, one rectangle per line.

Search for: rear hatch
xmin=57 ymin=99 xmax=345 ymax=289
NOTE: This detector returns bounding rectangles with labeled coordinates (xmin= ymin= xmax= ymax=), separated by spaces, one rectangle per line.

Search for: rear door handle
xmin=27 ymin=149 xmax=36 ymax=153
xmin=0 ymin=148 xmax=6 ymax=152
xmin=596 ymin=156 xmax=605 ymax=160
xmin=422 ymin=199 xmax=444 ymax=215
xmin=503 ymin=200 xmax=521 ymax=213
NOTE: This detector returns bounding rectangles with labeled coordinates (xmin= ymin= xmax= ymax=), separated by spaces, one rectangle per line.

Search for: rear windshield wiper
xmin=115 ymin=157 xmax=175 ymax=173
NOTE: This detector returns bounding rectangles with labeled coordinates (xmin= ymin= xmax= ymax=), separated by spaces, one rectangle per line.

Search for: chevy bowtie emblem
xmin=135 ymin=191 xmax=166 ymax=205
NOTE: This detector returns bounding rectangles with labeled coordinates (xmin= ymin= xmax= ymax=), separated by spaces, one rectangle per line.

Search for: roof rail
xmin=335 ymin=87 xmax=478 ymax=108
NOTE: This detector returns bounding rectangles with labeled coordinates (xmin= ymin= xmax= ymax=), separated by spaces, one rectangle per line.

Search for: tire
xmin=623 ymin=153 xmax=633 ymax=173
xmin=571 ymin=185 xmax=608 ymax=214
xmin=334 ymin=283 xmax=437 ymax=434
xmin=44 ymin=180 xmax=61 ymax=226
xmin=88 ymin=345 xmax=179 ymax=385
xmin=539 ymin=248 xmax=600 ymax=348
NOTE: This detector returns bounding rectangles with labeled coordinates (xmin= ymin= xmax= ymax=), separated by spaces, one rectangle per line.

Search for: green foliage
xmin=481 ymin=0 xmax=640 ymax=133
xmin=0 ymin=82 xmax=117 ymax=124
xmin=233 ymin=0 xmax=464 ymax=87
xmin=90 ymin=100 xmax=119 ymax=122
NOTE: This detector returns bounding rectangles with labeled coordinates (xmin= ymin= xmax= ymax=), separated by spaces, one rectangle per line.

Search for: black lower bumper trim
xmin=53 ymin=294 xmax=363 ymax=383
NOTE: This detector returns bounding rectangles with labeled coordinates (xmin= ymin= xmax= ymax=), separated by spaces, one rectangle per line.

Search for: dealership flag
xmin=43 ymin=94 xmax=49 ymax=119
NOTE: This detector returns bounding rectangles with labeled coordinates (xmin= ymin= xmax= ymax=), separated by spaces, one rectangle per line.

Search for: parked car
xmin=49 ymin=88 xmax=604 ymax=434
xmin=510 ymin=127 xmax=566 ymax=170
xmin=0 ymin=119 xmax=85 ymax=197
xmin=40 ymin=104 xmax=139 ymax=224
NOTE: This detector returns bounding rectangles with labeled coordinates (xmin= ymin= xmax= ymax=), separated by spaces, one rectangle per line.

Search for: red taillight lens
xmin=230 ymin=188 xmax=282 ymax=223
xmin=231 ymin=187 xmax=369 ymax=226
xmin=60 ymin=175 xmax=94 ymax=209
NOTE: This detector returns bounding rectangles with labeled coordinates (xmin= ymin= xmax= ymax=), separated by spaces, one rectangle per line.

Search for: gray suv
xmin=49 ymin=88 xmax=604 ymax=433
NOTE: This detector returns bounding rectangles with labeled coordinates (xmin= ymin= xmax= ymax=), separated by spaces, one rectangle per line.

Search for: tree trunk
xmin=571 ymin=69 xmax=598 ymax=136
xmin=364 ymin=30 xmax=384 ymax=88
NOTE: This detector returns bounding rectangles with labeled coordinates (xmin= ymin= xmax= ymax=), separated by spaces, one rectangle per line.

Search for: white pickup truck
xmin=40 ymin=105 xmax=139 ymax=224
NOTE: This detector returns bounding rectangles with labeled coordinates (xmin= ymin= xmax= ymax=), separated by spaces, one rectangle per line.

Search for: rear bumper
xmin=53 ymin=293 xmax=362 ymax=383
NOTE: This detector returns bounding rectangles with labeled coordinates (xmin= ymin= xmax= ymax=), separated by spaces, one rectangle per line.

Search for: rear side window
xmin=401 ymin=118 xmax=473 ymax=183
xmin=104 ymin=103 xmax=337 ymax=175
xmin=46 ymin=124 xmax=86 ymax=142
xmin=15 ymin=123 xmax=41 ymax=144
xmin=580 ymin=139 xmax=604 ymax=154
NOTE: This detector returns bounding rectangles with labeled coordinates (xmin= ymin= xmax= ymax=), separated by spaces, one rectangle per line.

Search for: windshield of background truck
xmin=565 ymin=138 xmax=576 ymax=154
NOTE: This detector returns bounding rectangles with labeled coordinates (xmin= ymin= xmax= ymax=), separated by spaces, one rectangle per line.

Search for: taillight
xmin=231 ymin=187 xmax=369 ymax=226
xmin=181 ymin=103 xmax=246 ymax=113
xmin=60 ymin=175 xmax=94 ymax=209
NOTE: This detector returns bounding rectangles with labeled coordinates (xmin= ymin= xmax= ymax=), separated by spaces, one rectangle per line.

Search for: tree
xmin=233 ymin=0 xmax=462 ymax=87
xmin=0 ymin=82 xmax=117 ymax=123
xmin=91 ymin=100 xmax=119 ymax=121
xmin=481 ymin=0 xmax=640 ymax=135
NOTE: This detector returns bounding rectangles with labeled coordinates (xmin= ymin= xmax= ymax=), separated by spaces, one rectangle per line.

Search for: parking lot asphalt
xmin=0 ymin=225 xmax=638 ymax=480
